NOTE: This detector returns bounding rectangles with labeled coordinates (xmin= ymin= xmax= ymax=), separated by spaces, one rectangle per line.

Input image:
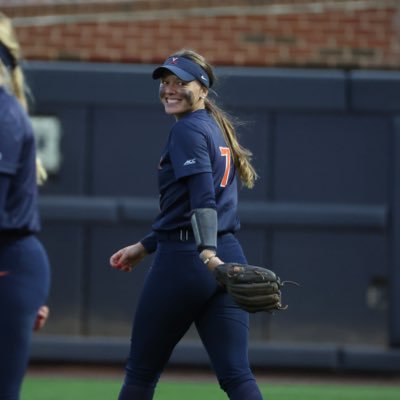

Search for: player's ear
xmin=200 ymin=88 xmax=208 ymax=100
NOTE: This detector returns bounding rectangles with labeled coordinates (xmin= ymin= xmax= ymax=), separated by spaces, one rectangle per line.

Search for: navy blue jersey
xmin=0 ymin=87 xmax=40 ymax=233
xmin=152 ymin=109 xmax=240 ymax=233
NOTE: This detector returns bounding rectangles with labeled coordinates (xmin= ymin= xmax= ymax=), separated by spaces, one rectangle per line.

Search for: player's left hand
xmin=199 ymin=249 xmax=224 ymax=271
xmin=205 ymin=256 xmax=224 ymax=271
xmin=33 ymin=305 xmax=49 ymax=331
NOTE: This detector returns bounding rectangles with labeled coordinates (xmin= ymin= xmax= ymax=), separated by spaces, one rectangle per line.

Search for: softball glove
xmin=214 ymin=263 xmax=292 ymax=313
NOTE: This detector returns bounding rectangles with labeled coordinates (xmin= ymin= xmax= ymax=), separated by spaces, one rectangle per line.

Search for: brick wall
xmin=2 ymin=0 xmax=399 ymax=69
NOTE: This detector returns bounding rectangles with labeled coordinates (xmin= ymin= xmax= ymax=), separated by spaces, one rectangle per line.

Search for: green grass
xmin=21 ymin=377 xmax=400 ymax=400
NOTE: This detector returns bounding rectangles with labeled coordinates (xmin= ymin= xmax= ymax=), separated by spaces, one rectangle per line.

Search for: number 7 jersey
xmin=152 ymin=109 xmax=240 ymax=233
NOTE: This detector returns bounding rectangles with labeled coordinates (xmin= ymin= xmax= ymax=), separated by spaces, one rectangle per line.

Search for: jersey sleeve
xmin=185 ymin=172 xmax=216 ymax=210
xmin=0 ymin=107 xmax=23 ymax=176
xmin=140 ymin=231 xmax=158 ymax=254
xmin=169 ymin=121 xmax=212 ymax=179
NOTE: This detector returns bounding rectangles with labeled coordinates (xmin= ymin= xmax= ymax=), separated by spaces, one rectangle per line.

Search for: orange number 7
xmin=219 ymin=146 xmax=231 ymax=187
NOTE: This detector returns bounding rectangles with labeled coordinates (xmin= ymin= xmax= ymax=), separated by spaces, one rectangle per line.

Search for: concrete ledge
xmin=31 ymin=336 xmax=400 ymax=373
xmin=38 ymin=196 xmax=387 ymax=229
xmin=340 ymin=346 xmax=400 ymax=372
xmin=351 ymin=70 xmax=400 ymax=112
xmin=249 ymin=342 xmax=338 ymax=370
xmin=31 ymin=336 xmax=129 ymax=363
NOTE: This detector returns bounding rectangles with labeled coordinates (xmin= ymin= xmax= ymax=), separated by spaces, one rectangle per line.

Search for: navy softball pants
xmin=118 ymin=233 xmax=263 ymax=400
xmin=0 ymin=234 xmax=51 ymax=400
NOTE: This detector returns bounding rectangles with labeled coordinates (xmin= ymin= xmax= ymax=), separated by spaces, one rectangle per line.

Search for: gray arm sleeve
xmin=190 ymin=208 xmax=218 ymax=251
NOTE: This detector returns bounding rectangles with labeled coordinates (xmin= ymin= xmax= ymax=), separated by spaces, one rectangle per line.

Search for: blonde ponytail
xmin=204 ymin=100 xmax=257 ymax=188
xmin=36 ymin=158 xmax=47 ymax=186
xmin=173 ymin=49 xmax=258 ymax=189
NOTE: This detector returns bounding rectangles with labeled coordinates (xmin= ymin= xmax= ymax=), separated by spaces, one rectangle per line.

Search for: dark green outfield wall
xmin=25 ymin=62 xmax=400 ymax=371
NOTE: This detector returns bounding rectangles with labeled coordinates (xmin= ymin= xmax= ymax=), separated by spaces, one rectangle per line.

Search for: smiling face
xmin=159 ymin=72 xmax=208 ymax=119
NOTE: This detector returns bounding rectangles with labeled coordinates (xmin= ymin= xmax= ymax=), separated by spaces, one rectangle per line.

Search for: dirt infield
xmin=27 ymin=363 xmax=400 ymax=387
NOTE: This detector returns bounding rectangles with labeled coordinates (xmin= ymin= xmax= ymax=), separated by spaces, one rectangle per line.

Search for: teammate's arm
xmin=0 ymin=176 xmax=10 ymax=218
xmin=0 ymin=118 xmax=19 ymax=216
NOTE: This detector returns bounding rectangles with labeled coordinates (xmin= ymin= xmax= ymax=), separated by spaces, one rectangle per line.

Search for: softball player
xmin=110 ymin=49 xmax=262 ymax=399
xmin=0 ymin=13 xmax=51 ymax=400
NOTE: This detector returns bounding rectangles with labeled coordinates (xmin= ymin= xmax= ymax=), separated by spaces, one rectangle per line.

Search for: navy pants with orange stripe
xmin=0 ymin=235 xmax=50 ymax=400
xmin=118 ymin=233 xmax=263 ymax=400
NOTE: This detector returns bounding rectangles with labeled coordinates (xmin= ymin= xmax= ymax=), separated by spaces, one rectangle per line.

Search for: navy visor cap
xmin=152 ymin=56 xmax=210 ymax=88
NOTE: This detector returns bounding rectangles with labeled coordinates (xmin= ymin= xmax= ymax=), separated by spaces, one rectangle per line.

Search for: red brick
xmin=5 ymin=1 xmax=398 ymax=69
